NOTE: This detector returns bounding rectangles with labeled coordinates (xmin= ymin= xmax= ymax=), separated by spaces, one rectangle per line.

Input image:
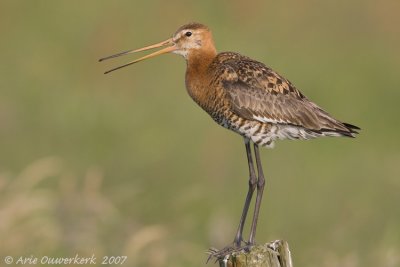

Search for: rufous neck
xmin=186 ymin=48 xmax=217 ymax=74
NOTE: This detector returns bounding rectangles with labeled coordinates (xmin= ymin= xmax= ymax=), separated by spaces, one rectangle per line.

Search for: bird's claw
xmin=206 ymin=242 xmax=254 ymax=264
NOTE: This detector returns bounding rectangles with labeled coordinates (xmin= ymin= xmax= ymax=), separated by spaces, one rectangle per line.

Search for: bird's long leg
xmin=233 ymin=138 xmax=257 ymax=247
xmin=248 ymin=143 xmax=266 ymax=245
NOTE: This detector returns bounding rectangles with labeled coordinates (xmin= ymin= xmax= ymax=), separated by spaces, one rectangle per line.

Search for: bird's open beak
xmin=99 ymin=38 xmax=176 ymax=74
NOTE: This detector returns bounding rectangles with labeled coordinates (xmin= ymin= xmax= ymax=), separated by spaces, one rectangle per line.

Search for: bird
xmin=99 ymin=22 xmax=359 ymax=254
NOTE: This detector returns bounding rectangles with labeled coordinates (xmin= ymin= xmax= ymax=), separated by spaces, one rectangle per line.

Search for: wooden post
xmin=210 ymin=240 xmax=293 ymax=267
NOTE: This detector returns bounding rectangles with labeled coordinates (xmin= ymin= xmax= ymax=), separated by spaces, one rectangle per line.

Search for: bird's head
xmin=99 ymin=22 xmax=216 ymax=74
xmin=171 ymin=23 xmax=216 ymax=59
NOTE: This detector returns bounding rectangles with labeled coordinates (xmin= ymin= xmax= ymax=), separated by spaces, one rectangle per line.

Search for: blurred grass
xmin=0 ymin=0 xmax=399 ymax=266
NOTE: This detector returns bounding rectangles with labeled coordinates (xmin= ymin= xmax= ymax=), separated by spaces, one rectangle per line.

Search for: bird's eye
xmin=185 ymin=31 xmax=192 ymax=37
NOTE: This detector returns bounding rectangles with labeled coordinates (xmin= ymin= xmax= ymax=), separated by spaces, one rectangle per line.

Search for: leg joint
xmin=257 ymin=177 xmax=265 ymax=188
xmin=248 ymin=177 xmax=257 ymax=190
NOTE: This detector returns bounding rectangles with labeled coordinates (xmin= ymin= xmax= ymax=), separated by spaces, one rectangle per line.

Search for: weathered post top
xmin=209 ymin=240 xmax=293 ymax=267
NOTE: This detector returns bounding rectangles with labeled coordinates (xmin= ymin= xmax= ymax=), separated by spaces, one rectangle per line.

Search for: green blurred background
xmin=1 ymin=1 xmax=399 ymax=266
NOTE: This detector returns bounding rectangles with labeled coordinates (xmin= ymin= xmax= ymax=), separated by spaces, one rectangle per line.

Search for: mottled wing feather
xmin=218 ymin=54 xmax=355 ymax=134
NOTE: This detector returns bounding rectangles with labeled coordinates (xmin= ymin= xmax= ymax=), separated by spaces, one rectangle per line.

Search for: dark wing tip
xmin=316 ymin=122 xmax=360 ymax=138
xmin=343 ymin=122 xmax=361 ymax=131
xmin=343 ymin=122 xmax=360 ymax=136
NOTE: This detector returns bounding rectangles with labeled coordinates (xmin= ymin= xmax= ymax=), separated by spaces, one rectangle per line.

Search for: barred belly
xmin=216 ymin=113 xmax=326 ymax=148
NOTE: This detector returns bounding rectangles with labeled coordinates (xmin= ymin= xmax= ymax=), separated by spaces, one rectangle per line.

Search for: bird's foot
xmin=206 ymin=241 xmax=254 ymax=264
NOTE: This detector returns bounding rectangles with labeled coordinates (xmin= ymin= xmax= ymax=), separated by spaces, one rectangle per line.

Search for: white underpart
xmin=221 ymin=113 xmax=346 ymax=149
xmin=252 ymin=115 xmax=290 ymax=124
xmin=240 ymin=123 xmax=340 ymax=149
xmin=250 ymin=115 xmax=343 ymax=143
xmin=172 ymin=50 xmax=188 ymax=58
